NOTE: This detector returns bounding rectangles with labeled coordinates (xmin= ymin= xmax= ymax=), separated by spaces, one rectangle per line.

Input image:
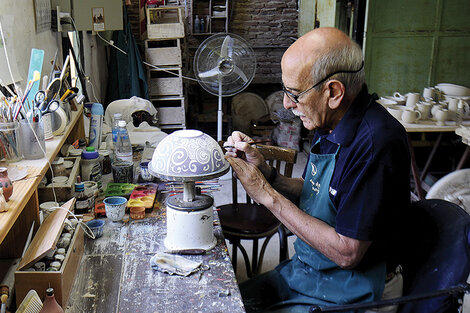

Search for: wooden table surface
xmin=66 ymin=196 xmax=246 ymax=313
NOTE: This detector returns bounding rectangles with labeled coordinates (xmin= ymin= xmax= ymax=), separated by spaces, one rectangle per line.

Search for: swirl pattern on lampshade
xmin=149 ymin=130 xmax=229 ymax=180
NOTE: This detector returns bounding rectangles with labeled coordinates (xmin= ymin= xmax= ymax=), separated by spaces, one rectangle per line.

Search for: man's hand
xmin=224 ymin=131 xmax=271 ymax=176
xmin=225 ymin=156 xmax=271 ymax=205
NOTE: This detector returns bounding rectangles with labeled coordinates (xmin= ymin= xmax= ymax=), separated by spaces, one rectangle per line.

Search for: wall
xmin=0 ymin=0 xmax=62 ymax=91
xmin=0 ymin=0 xmax=107 ymax=103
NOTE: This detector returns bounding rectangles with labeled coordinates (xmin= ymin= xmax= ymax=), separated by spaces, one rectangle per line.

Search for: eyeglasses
xmin=282 ymin=61 xmax=364 ymax=104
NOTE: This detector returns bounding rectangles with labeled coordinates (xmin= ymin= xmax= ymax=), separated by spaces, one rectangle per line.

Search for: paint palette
xmin=127 ymin=183 xmax=158 ymax=212
xmin=104 ymin=183 xmax=137 ymax=198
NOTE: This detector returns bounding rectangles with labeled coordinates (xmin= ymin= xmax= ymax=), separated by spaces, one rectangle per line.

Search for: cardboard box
xmin=15 ymin=199 xmax=84 ymax=307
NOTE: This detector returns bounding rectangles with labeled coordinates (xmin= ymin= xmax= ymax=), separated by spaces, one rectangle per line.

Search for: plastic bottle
xmin=194 ymin=15 xmax=200 ymax=33
xmin=111 ymin=113 xmax=123 ymax=151
xmin=39 ymin=287 xmax=64 ymax=313
xmin=74 ymin=176 xmax=88 ymax=214
xmin=89 ymin=103 xmax=104 ymax=150
xmin=200 ymin=17 xmax=205 ymax=33
xmin=81 ymin=147 xmax=102 ymax=182
xmin=457 ymin=100 xmax=464 ymax=126
xmin=115 ymin=120 xmax=133 ymax=163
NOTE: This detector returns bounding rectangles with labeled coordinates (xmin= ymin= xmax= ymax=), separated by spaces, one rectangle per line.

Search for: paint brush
xmin=223 ymin=140 xmax=271 ymax=149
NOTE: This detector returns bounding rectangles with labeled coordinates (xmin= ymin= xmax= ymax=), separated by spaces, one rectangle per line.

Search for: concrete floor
xmin=213 ymin=150 xmax=308 ymax=283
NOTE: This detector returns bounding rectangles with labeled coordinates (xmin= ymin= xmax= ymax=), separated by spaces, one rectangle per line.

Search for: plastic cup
xmin=19 ymin=119 xmax=45 ymax=160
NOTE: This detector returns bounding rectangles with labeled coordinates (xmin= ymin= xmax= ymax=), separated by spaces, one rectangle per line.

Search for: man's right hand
xmin=224 ymin=131 xmax=266 ymax=168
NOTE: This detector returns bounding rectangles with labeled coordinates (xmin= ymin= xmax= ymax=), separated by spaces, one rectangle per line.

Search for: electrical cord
xmin=53 ymin=205 xmax=96 ymax=239
xmin=96 ymin=32 xmax=203 ymax=83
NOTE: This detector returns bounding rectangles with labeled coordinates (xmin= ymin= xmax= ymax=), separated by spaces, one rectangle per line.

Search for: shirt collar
xmin=321 ymin=84 xmax=376 ymax=146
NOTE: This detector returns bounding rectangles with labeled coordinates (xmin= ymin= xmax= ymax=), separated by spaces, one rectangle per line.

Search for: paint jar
xmin=0 ymin=121 xmax=22 ymax=162
xmin=103 ymin=196 xmax=127 ymax=222
xmin=112 ymin=160 xmax=134 ymax=183
xmin=139 ymin=161 xmax=153 ymax=181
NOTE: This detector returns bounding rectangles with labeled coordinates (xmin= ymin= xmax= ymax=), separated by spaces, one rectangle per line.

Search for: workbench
xmin=401 ymin=119 xmax=470 ymax=200
xmin=66 ymin=199 xmax=246 ymax=312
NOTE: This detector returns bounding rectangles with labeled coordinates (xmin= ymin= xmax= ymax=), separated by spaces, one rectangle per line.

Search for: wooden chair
xmin=218 ymin=144 xmax=297 ymax=277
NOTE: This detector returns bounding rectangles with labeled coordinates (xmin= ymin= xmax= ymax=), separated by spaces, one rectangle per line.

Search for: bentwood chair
xmin=218 ymin=144 xmax=297 ymax=277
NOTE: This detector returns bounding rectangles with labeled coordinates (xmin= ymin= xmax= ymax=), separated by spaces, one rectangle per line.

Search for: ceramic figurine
xmin=0 ymin=189 xmax=6 ymax=212
xmin=0 ymin=167 xmax=13 ymax=202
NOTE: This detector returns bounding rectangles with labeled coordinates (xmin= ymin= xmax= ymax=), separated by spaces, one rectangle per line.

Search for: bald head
xmin=282 ymin=27 xmax=364 ymax=98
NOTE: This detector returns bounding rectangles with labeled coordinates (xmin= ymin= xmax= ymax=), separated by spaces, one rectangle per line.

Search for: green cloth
xmin=105 ymin=5 xmax=148 ymax=105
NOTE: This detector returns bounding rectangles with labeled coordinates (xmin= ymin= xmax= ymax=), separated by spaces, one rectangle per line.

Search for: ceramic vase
xmin=0 ymin=167 xmax=13 ymax=201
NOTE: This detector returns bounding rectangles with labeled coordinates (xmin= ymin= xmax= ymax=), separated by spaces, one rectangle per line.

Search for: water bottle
xmin=200 ymin=17 xmax=205 ymax=33
xmin=89 ymin=103 xmax=104 ymax=150
xmin=111 ymin=113 xmax=123 ymax=150
xmin=194 ymin=15 xmax=200 ymax=33
xmin=115 ymin=120 xmax=133 ymax=163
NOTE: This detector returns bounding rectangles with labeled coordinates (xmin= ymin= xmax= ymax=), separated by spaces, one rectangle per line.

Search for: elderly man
xmin=224 ymin=27 xmax=410 ymax=312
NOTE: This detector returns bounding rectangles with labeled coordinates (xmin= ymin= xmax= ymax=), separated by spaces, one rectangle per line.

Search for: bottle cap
xmin=86 ymin=146 xmax=95 ymax=152
xmin=82 ymin=149 xmax=99 ymax=159
xmin=46 ymin=287 xmax=54 ymax=296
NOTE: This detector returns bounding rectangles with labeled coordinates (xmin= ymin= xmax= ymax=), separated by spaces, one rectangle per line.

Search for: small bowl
xmin=86 ymin=219 xmax=105 ymax=238
xmin=130 ymin=207 xmax=145 ymax=220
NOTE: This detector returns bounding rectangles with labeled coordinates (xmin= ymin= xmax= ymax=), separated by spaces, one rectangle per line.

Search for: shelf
xmin=0 ymin=105 xmax=84 ymax=254
xmin=191 ymin=0 xmax=229 ymax=35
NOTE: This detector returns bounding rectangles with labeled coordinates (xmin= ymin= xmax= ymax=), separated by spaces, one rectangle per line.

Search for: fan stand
xmin=218 ymin=79 xmax=223 ymax=142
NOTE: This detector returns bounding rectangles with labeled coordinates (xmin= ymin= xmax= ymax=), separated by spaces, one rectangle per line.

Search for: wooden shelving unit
xmin=0 ymin=106 xmax=85 ymax=258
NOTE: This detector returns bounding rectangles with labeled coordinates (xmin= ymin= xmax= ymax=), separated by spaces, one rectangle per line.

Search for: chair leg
xmin=256 ymin=233 xmax=275 ymax=275
xmin=230 ymin=238 xmax=253 ymax=278
xmin=251 ymin=239 xmax=259 ymax=277
xmin=278 ymin=226 xmax=289 ymax=262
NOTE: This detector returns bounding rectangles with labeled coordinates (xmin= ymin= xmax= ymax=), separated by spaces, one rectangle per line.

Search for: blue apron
xmin=276 ymin=138 xmax=386 ymax=311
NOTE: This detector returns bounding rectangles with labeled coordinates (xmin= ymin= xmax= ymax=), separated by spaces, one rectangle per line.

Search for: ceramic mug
xmin=432 ymin=104 xmax=447 ymax=118
xmin=423 ymin=87 xmax=436 ymax=101
xmin=434 ymin=108 xmax=448 ymax=126
xmin=103 ymin=196 xmax=127 ymax=222
xmin=402 ymin=109 xmax=422 ymax=123
xmin=416 ymin=102 xmax=432 ymax=120
xmin=387 ymin=106 xmax=403 ymax=120
xmin=405 ymin=93 xmax=421 ymax=108
xmin=392 ymin=92 xmax=407 ymax=105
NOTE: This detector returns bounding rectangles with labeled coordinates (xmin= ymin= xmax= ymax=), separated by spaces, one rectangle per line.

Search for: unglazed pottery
xmin=149 ymin=129 xmax=229 ymax=181
xmin=0 ymin=167 xmax=13 ymax=201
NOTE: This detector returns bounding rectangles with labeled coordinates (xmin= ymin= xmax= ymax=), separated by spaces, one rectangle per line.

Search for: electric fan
xmin=194 ymin=33 xmax=256 ymax=141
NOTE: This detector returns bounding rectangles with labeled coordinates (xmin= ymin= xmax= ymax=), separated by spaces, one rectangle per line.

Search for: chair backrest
xmin=399 ymin=199 xmax=470 ymax=313
xmin=231 ymin=144 xmax=297 ymax=204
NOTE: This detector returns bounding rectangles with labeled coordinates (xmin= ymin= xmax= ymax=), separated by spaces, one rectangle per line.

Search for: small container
xmin=112 ymin=160 xmax=134 ymax=183
xmin=99 ymin=150 xmax=112 ymax=174
xmin=19 ymin=119 xmax=45 ymax=160
xmin=81 ymin=147 xmax=102 ymax=182
xmin=130 ymin=206 xmax=145 ymax=220
xmin=50 ymin=261 xmax=62 ymax=271
xmin=103 ymin=196 xmax=127 ymax=222
xmin=139 ymin=161 xmax=153 ymax=181
xmin=56 ymin=248 xmax=66 ymax=255
xmin=34 ymin=261 xmax=46 ymax=271
xmin=86 ymin=219 xmax=105 ymax=238
xmin=0 ymin=121 xmax=22 ymax=162
xmin=51 ymin=157 xmax=67 ymax=177
xmin=54 ymin=254 xmax=65 ymax=262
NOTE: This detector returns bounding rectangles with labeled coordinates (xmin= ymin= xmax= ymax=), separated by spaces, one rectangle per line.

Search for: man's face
xmin=281 ymin=68 xmax=330 ymax=131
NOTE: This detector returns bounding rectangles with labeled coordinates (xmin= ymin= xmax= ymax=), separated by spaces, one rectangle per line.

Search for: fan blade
xmin=233 ymin=65 xmax=248 ymax=83
xmin=220 ymin=35 xmax=233 ymax=58
xmin=198 ymin=67 xmax=220 ymax=78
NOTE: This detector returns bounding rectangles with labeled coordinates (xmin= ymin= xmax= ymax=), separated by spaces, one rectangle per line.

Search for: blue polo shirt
xmin=305 ymin=85 xmax=410 ymax=267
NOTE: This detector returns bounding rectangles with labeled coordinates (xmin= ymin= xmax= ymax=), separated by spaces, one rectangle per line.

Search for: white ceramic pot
xmin=103 ymin=196 xmax=127 ymax=222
